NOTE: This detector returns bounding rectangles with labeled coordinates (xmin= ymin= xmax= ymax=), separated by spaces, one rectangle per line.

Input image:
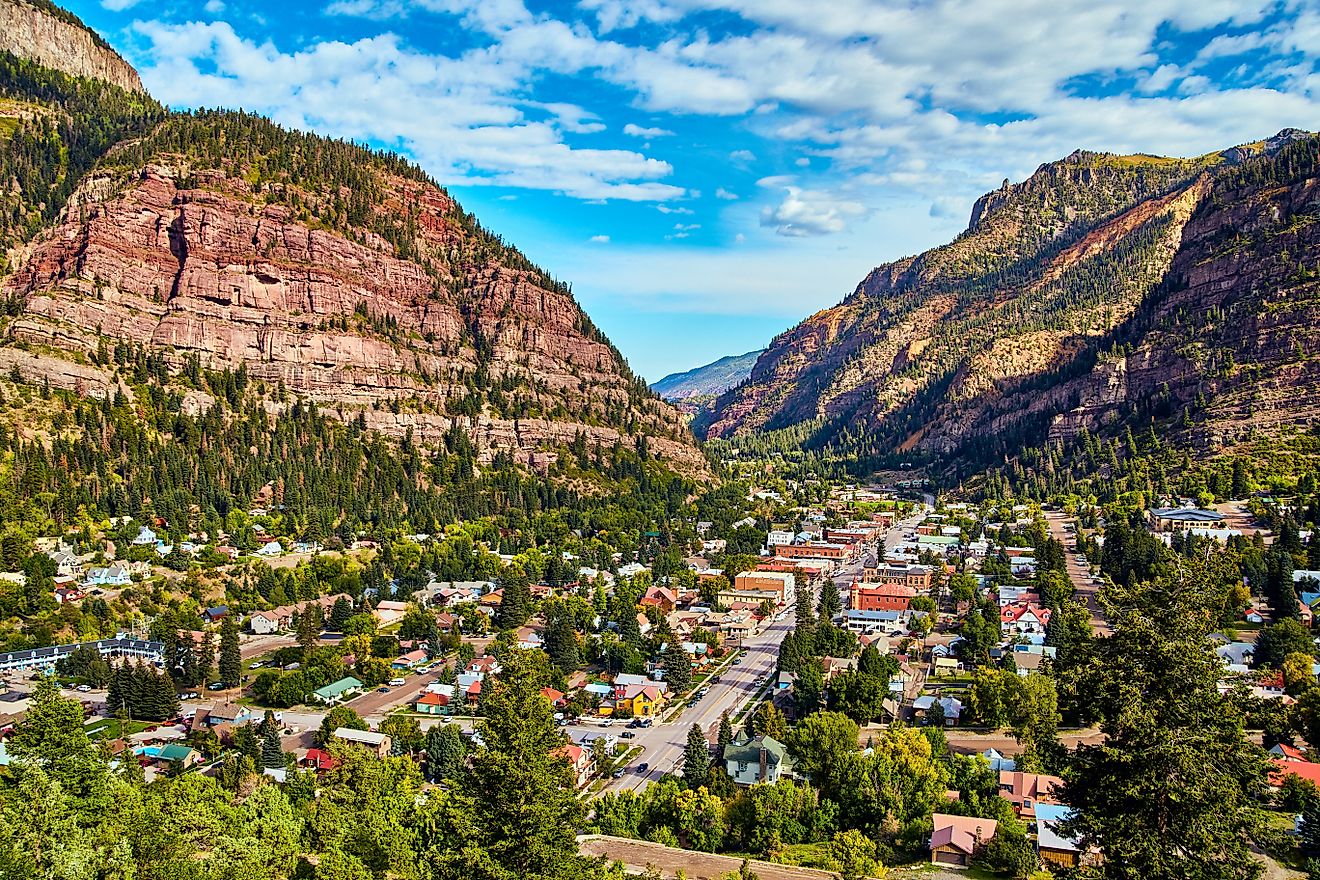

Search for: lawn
xmin=85 ymin=718 xmax=156 ymax=740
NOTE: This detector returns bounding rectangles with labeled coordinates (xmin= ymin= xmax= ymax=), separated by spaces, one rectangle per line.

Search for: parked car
xmin=207 ymin=682 xmax=226 ymax=691
xmin=637 ymin=762 xmax=649 ymax=773
xmin=377 ymin=686 xmax=390 ymax=693
xmin=621 ymin=731 xmax=636 ymax=739
xmin=249 ymin=661 xmax=264 ymax=669
xmin=639 ymin=718 xmax=653 ymax=728
xmin=389 ymin=677 xmax=407 ymax=687
xmin=181 ymin=691 xmax=199 ymax=700
xmin=599 ymin=718 xmax=614 ymax=727
xmin=612 ymin=769 xmax=625 ymax=778
xmin=75 ymin=684 xmax=92 ymax=693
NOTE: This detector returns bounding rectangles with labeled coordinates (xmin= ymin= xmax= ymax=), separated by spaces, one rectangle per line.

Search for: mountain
xmin=0 ymin=0 xmax=142 ymax=93
xmin=0 ymin=4 xmax=705 ymax=477
xmin=651 ymin=350 xmax=762 ymax=401
xmin=699 ymin=130 xmax=1320 ymax=473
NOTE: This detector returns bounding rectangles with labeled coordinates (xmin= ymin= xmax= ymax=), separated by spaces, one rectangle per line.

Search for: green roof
xmin=724 ymin=734 xmax=788 ymax=766
xmin=158 ymin=744 xmax=196 ymax=762
xmin=314 ymin=676 xmax=364 ymax=699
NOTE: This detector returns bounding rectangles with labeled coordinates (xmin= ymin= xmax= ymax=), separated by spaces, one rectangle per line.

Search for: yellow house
xmin=621 ymin=684 xmax=667 ymax=717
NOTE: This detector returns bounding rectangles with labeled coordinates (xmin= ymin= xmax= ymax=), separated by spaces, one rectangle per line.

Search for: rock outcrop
xmin=700 ymin=134 xmax=1320 ymax=466
xmin=0 ymin=0 xmax=143 ymax=93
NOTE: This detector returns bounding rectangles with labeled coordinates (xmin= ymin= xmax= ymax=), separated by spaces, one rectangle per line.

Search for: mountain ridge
xmin=699 ymin=130 xmax=1320 ymax=474
xmin=650 ymin=349 xmax=762 ymax=401
xmin=0 ymin=6 xmax=707 ymax=477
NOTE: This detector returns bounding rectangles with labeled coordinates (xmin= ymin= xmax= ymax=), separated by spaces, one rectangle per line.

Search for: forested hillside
xmin=700 ymin=131 xmax=1320 ymax=483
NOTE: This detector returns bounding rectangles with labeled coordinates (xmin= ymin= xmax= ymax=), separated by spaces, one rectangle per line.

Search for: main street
xmin=1044 ymin=509 xmax=1110 ymax=636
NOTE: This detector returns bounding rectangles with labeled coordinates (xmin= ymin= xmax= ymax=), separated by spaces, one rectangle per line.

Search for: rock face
xmin=3 ymin=126 xmax=704 ymax=475
xmin=700 ymin=134 xmax=1320 ymax=466
xmin=0 ymin=0 xmax=143 ymax=93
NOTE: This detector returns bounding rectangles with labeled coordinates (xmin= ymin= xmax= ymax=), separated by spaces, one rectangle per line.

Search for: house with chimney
xmin=929 ymin=813 xmax=998 ymax=867
xmin=723 ymin=733 xmax=792 ymax=786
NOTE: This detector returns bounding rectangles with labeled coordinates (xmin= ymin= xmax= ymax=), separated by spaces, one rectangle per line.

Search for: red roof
xmin=416 ymin=692 xmax=448 ymax=706
xmin=1271 ymin=757 xmax=1320 ymax=787
xmin=303 ymin=748 xmax=340 ymax=771
xmin=1274 ymin=743 xmax=1308 ymax=761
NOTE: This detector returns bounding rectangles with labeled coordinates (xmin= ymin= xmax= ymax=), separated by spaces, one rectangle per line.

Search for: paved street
xmin=1044 ymin=510 xmax=1110 ymax=635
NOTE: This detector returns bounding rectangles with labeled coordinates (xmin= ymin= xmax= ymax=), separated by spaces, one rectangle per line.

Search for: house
xmin=1036 ymin=803 xmax=1096 ymax=870
xmin=138 ymin=743 xmax=200 ymax=768
xmin=54 ymin=586 xmax=85 ymax=605
xmin=845 ymin=609 xmax=904 ymax=634
xmin=1270 ymin=743 xmax=1309 ymax=762
xmin=86 ymin=563 xmax=132 ymax=587
xmin=982 ymin=748 xmax=1016 ymax=772
xmin=207 ymin=705 xmax=251 ymax=726
xmin=639 ymin=586 xmax=678 ymax=614
xmin=998 ymin=771 xmax=1062 ymax=819
xmin=392 ymin=649 xmax=428 ymax=670
xmin=50 ymin=551 xmax=80 ymax=580
xmin=301 ymin=748 xmax=341 ymax=773
xmin=913 ymin=695 xmax=962 ymax=725
xmin=466 ymin=656 xmax=501 ymax=677
xmin=202 ymin=606 xmax=229 ymax=624
xmin=619 ymin=683 xmax=667 ymax=717
xmin=313 ymin=677 xmax=364 ymax=704
xmin=255 ymin=541 xmax=283 ymax=557
xmin=556 ymin=743 xmax=596 ymax=788
xmin=333 ymin=727 xmax=392 ymax=757
xmin=541 ymin=687 xmax=568 ymax=707
xmin=415 ymin=691 xmax=452 ymax=715
xmin=724 ymin=734 xmax=792 ymax=786
xmin=515 ymin=626 xmax=545 ymax=651
xmin=929 ymin=813 xmax=998 ymax=867
xmin=1271 ymin=758 xmax=1320 ymax=788
xmin=1010 ymin=652 xmax=1046 ymax=676
xmin=131 ymin=526 xmax=158 ymax=546
xmin=1000 ymin=603 xmax=1052 ymax=635
xmin=373 ymin=600 xmax=410 ymax=626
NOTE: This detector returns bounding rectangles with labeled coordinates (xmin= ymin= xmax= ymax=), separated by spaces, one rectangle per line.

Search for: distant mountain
xmin=0 ymin=0 xmax=706 ymax=477
xmin=651 ymin=350 xmax=763 ymax=400
xmin=699 ymin=130 xmax=1320 ymax=473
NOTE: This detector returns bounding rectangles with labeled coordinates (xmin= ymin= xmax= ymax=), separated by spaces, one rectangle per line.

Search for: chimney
xmin=759 ymin=747 xmax=768 ymax=780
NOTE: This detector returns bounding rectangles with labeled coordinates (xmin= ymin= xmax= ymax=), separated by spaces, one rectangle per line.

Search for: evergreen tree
xmin=817 ymin=577 xmax=842 ymax=621
xmin=718 ymin=711 xmax=734 ymax=757
xmin=261 ymin=711 xmax=285 ymax=768
xmin=494 ymin=565 xmax=534 ymax=630
xmin=544 ymin=606 xmax=581 ymax=673
xmin=328 ymin=596 xmax=354 ymax=631
xmin=794 ymin=658 xmax=824 ymax=716
xmin=219 ymin=615 xmax=241 ymax=687
xmin=683 ymin=723 xmax=710 ymax=788
xmin=441 ymin=649 xmax=595 ymax=879
xmin=1059 ymin=572 xmax=1269 ymax=878
xmin=426 ymin=723 xmax=467 ymax=780
xmin=662 ymin=639 xmax=693 ymax=694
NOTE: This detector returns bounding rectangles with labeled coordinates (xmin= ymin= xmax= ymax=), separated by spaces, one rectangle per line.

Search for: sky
xmin=68 ymin=0 xmax=1320 ymax=381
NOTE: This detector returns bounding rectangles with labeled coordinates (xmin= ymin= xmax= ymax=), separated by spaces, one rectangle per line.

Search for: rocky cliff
xmin=0 ymin=5 xmax=704 ymax=477
xmin=0 ymin=0 xmax=142 ymax=93
xmin=700 ymin=130 xmax=1320 ymax=470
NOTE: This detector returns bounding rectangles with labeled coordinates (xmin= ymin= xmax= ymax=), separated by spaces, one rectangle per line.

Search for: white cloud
xmin=656 ymin=205 xmax=694 ymax=214
xmin=715 ymin=187 xmax=739 ymax=200
xmin=590 ymin=234 xmax=611 ymax=243
xmin=760 ymin=186 xmax=867 ymax=236
xmin=129 ymin=20 xmax=685 ymax=202
xmin=623 ymin=123 xmax=675 ymax=137
xmin=101 ymin=0 xmax=143 ymax=9
xmin=203 ymin=0 xmax=225 ymax=11
xmin=729 ymin=149 xmax=757 ymax=162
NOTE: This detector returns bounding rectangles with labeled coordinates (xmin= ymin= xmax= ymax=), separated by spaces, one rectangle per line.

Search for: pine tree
xmin=662 ymin=639 xmax=692 ymax=694
xmin=495 ymin=565 xmax=533 ymax=630
xmin=544 ymin=606 xmax=581 ymax=673
xmin=328 ymin=596 xmax=353 ymax=631
xmin=261 ymin=711 xmax=285 ymax=769
xmin=426 ymin=723 xmax=467 ymax=780
xmin=718 ymin=711 xmax=734 ymax=757
xmin=817 ymin=577 xmax=842 ymax=621
xmin=683 ymin=723 xmax=710 ymax=788
xmin=219 ymin=615 xmax=241 ymax=687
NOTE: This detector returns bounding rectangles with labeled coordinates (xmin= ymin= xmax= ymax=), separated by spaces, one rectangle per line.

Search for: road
xmin=598 ymin=612 xmax=792 ymax=794
xmin=1044 ymin=510 xmax=1110 ymax=636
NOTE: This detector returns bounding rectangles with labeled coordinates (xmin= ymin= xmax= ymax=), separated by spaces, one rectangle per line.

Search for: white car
xmin=599 ymin=718 xmax=614 ymax=727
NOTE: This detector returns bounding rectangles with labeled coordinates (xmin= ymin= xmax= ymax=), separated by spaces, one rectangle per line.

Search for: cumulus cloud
xmin=590 ymin=234 xmax=611 ymax=243
xmin=760 ymin=187 xmax=868 ymax=236
xmin=129 ymin=20 xmax=684 ymax=202
xmin=715 ymin=187 xmax=739 ymax=200
xmin=101 ymin=0 xmax=143 ymax=10
xmin=623 ymin=123 xmax=675 ymax=137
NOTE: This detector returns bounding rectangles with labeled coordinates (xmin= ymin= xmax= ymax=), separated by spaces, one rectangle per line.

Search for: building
xmin=248 ymin=593 xmax=352 ymax=635
xmin=998 ymin=771 xmax=1062 ymax=819
xmin=0 ymin=636 xmax=165 ymax=674
xmin=929 ymin=814 xmax=998 ymax=867
xmin=1147 ymin=506 xmax=1225 ymax=532
xmin=415 ymin=690 xmax=453 ymax=715
xmin=556 ymin=743 xmax=596 ymax=788
xmin=767 ymin=529 xmax=795 ymax=547
xmin=852 ymin=583 xmax=917 ymax=612
xmin=844 ymin=608 xmax=904 ymax=634
xmin=312 ymin=677 xmax=364 ymax=704
xmin=869 ymin=563 xmax=934 ymax=590
xmin=729 ymin=570 xmax=795 ymax=604
xmin=1036 ymin=803 xmax=1095 ymax=869
xmin=776 ymin=543 xmax=848 ymax=562
xmin=724 ymin=734 xmax=792 ymax=786
xmin=639 ymin=586 xmax=678 ymax=614
xmin=333 ymin=727 xmax=392 ymax=757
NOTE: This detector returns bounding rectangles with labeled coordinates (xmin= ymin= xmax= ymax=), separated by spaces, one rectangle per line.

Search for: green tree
xmin=437 ymin=648 xmax=596 ymax=880
xmin=219 ymin=614 xmax=241 ymax=688
xmin=1059 ymin=574 xmax=1269 ymax=879
xmin=1256 ymin=618 xmax=1315 ymax=669
xmin=749 ymin=701 xmax=786 ymax=739
xmin=684 ymin=724 xmax=711 ymax=788
xmin=425 ymin=723 xmax=467 ymax=780
xmin=261 ymin=710 xmax=285 ymax=768
xmin=8 ymin=678 xmax=109 ymax=803
xmin=827 ymin=829 xmax=883 ymax=880
xmin=664 ymin=639 xmax=693 ymax=694
xmin=495 ymin=565 xmax=534 ymax=631
xmin=795 ymin=658 xmax=825 ymax=716
xmin=317 ymin=705 xmax=368 ymax=746
xmin=718 ymin=712 xmax=734 ymax=756
xmin=818 ymin=577 xmax=842 ymax=621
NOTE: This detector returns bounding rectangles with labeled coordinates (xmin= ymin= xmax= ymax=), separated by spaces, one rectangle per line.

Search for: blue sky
xmin=70 ymin=0 xmax=1320 ymax=380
